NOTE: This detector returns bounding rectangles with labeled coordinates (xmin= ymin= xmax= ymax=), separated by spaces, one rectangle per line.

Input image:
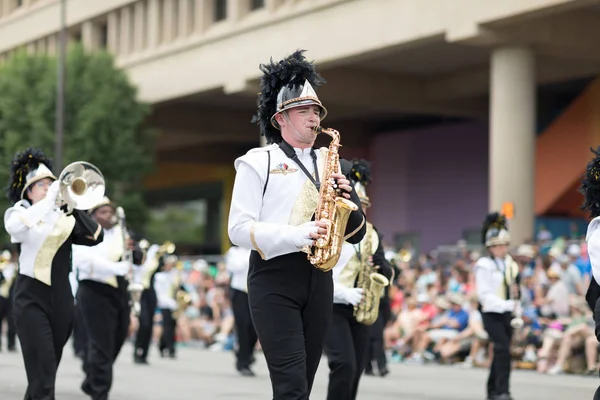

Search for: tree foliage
xmin=0 ymin=44 xmax=156 ymax=245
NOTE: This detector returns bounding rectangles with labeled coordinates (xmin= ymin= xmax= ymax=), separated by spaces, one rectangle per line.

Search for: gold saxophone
xmin=172 ymin=261 xmax=192 ymax=319
xmin=353 ymin=224 xmax=390 ymax=325
xmin=308 ymin=126 xmax=359 ymax=272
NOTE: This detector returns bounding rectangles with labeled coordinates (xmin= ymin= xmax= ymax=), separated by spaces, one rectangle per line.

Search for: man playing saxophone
xmin=228 ymin=50 xmax=366 ymax=400
xmin=72 ymin=196 xmax=144 ymax=400
xmin=324 ymin=159 xmax=394 ymax=400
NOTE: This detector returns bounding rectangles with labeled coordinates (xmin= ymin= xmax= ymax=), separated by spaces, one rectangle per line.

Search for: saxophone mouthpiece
xmin=312 ymin=126 xmax=323 ymax=134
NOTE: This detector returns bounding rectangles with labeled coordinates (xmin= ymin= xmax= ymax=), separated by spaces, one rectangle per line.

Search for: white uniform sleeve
xmin=227 ymin=158 xmax=315 ymax=260
xmin=154 ymin=273 xmax=177 ymax=309
xmin=475 ymin=258 xmax=514 ymax=313
xmin=4 ymin=199 xmax=54 ymax=242
xmin=72 ymin=245 xmax=125 ymax=276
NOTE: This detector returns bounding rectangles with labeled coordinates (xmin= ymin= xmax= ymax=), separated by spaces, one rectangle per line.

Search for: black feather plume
xmin=251 ymin=50 xmax=326 ymax=144
xmin=6 ymin=148 xmax=53 ymax=204
xmin=579 ymin=146 xmax=600 ymax=218
xmin=349 ymin=159 xmax=372 ymax=186
xmin=481 ymin=212 xmax=507 ymax=245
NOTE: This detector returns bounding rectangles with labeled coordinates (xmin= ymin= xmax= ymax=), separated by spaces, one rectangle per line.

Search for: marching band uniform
xmin=225 ymin=245 xmax=258 ymax=376
xmin=73 ymin=197 xmax=143 ymax=400
xmin=3 ymin=148 xmax=103 ymax=400
xmin=474 ymin=213 xmax=519 ymax=400
xmin=580 ymin=147 xmax=600 ymax=400
xmin=133 ymin=244 xmax=163 ymax=364
xmin=0 ymin=250 xmax=17 ymax=352
xmin=228 ymin=51 xmax=366 ymax=399
xmin=324 ymin=160 xmax=393 ymax=400
xmin=153 ymin=259 xmax=179 ymax=358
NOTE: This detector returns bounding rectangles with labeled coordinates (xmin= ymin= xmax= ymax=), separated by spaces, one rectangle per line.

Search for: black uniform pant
xmin=231 ymin=288 xmax=258 ymax=369
xmin=159 ymin=309 xmax=176 ymax=356
xmin=248 ymin=251 xmax=333 ymax=400
xmin=482 ymin=312 xmax=513 ymax=398
xmin=0 ymin=295 xmax=16 ymax=350
xmin=324 ymin=304 xmax=371 ymax=400
xmin=134 ymin=289 xmax=157 ymax=360
xmin=78 ymin=281 xmax=130 ymax=400
xmin=13 ymin=279 xmax=74 ymax=400
xmin=365 ymin=310 xmax=387 ymax=374
xmin=72 ymin=300 xmax=88 ymax=358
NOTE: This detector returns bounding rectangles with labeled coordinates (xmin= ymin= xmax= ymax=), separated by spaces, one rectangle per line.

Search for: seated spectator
xmin=539 ymin=269 xmax=570 ymax=319
xmin=409 ymin=293 xmax=469 ymax=363
xmin=439 ymin=294 xmax=490 ymax=367
xmin=384 ymin=296 xmax=423 ymax=356
xmin=546 ymin=298 xmax=596 ymax=375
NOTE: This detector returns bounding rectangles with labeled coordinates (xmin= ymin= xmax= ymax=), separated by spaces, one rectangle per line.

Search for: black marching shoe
xmin=237 ymin=366 xmax=256 ymax=377
xmin=491 ymin=394 xmax=513 ymax=400
xmin=134 ymin=355 xmax=149 ymax=365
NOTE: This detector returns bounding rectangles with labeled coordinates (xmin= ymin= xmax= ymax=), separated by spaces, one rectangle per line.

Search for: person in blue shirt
xmin=408 ymin=293 xmax=469 ymax=363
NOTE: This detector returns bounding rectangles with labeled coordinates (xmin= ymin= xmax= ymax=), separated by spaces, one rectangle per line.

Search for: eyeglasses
xmin=34 ymin=180 xmax=52 ymax=188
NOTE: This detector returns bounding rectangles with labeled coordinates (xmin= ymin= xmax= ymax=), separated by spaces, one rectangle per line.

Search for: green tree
xmin=0 ymin=44 xmax=156 ymax=244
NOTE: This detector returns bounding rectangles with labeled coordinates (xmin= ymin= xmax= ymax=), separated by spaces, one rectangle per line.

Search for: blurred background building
xmin=1 ymin=0 xmax=598 ymax=255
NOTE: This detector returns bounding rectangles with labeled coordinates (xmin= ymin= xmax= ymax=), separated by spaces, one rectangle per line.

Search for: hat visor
xmin=270 ymin=100 xmax=328 ymax=130
xmin=20 ymin=173 xmax=57 ymax=199
xmin=486 ymin=238 xmax=510 ymax=247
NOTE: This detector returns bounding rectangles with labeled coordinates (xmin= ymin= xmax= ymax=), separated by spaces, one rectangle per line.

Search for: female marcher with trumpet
xmin=474 ymin=212 xmax=520 ymax=400
xmin=3 ymin=148 xmax=104 ymax=400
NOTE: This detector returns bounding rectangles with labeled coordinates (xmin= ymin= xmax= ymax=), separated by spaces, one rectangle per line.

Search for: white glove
xmin=292 ymin=221 xmax=320 ymax=248
xmin=342 ymin=287 xmax=364 ymax=306
xmin=46 ymin=180 xmax=61 ymax=203
xmin=112 ymin=261 xmax=131 ymax=276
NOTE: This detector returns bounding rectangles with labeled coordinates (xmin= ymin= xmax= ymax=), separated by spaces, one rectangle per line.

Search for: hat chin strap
xmin=283 ymin=111 xmax=303 ymax=141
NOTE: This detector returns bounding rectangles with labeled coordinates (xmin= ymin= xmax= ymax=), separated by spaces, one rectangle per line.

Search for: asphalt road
xmin=0 ymin=342 xmax=598 ymax=399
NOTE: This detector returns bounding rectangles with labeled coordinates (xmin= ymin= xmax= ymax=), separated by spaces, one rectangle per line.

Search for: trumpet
xmin=56 ymin=161 xmax=105 ymax=213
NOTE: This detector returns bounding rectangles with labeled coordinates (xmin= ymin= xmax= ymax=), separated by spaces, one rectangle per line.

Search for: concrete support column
xmin=489 ymin=46 xmax=536 ymax=247
xmin=194 ymin=0 xmax=212 ymax=34
xmin=162 ymin=0 xmax=175 ymax=44
xmin=119 ymin=7 xmax=132 ymax=56
xmin=178 ymin=0 xmax=192 ymax=38
xmin=107 ymin=12 xmax=119 ymax=54
xmin=147 ymin=0 xmax=160 ymax=49
xmin=133 ymin=1 xmax=146 ymax=52
xmin=81 ymin=21 xmax=99 ymax=51
xmin=227 ymin=0 xmax=243 ymax=22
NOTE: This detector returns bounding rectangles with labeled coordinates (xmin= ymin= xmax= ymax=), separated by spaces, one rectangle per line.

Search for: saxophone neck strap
xmin=279 ymin=140 xmax=320 ymax=191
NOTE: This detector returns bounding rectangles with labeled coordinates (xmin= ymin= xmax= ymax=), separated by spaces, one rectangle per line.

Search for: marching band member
xmin=132 ymin=242 xmax=163 ymax=364
xmin=474 ymin=212 xmax=519 ymax=400
xmin=225 ymin=245 xmax=257 ymax=376
xmin=324 ymin=159 xmax=393 ymax=400
xmin=3 ymin=148 xmax=103 ymax=399
xmin=580 ymin=146 xmax=600 ymax=400
xmin=153 ymin=254 xmax=179 ymax=358
xmin=228 ymin=50 xmax=366 ymax=399
xmin=73 ymin=197 xmax=143 ymax=399
xmin=0 ymin=248 xmax=17 ymax=352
